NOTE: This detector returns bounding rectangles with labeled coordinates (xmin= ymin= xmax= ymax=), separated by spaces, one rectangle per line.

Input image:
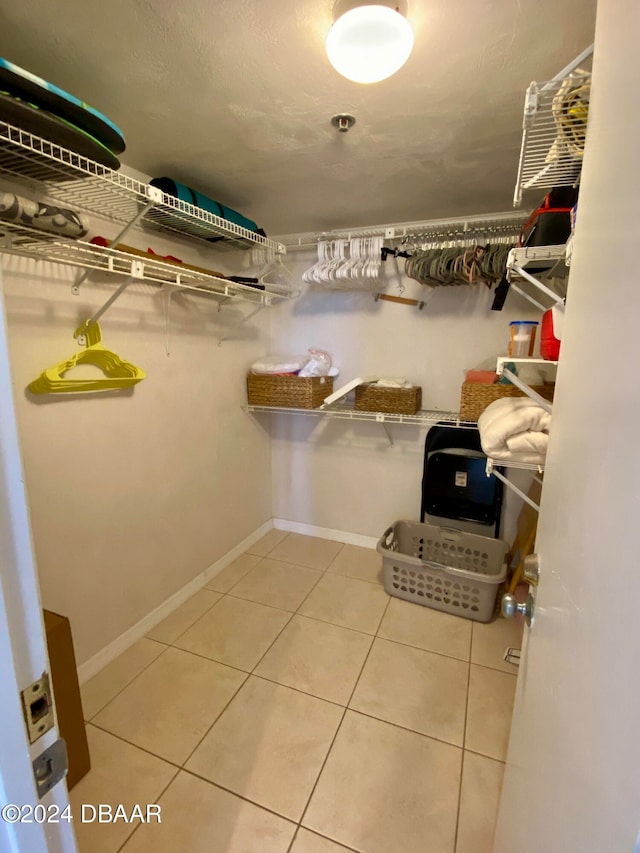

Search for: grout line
xmin=285 ymin=826 xmax=300 ymax=853
xmin=453 ymin=649 xmax=472 ymax=851
xmin=84 ymin=642 xmax=171 ymax=722
xmin=179 ymin=671 xmax=250 ymax=769
xmin=340 ymin=707 xmax=464 ymax=754
xmin=296 ymin=596 xmax=391 ymax=831
xmin=87 ymin=721 xmax=182 ymax=770
xmin=114 ymin=765 xmax=181 ymax=853
xmin=167 ymin=639 xmax=256 ymax=674
xmin=226 ymin=591 xmax=383 ymax=636
xmin=179 ymin=768 xmax=299 ymax=826
xmin=148 ymin=590 xmax=225 ymax=647
xmin=463 ymin=746 xmax=508 ymax=764
xmin=249 ymin=672 xmax=346 ymax=709
xmin=470 ymin=660 xmax=519 ymax=679
xmin=288 ymin=826 xmax=362 ymax=853
xmin=374 ymin=632 xmax=471 ymax=663
xmin=325 ymin=568 xmax=385 ymax=587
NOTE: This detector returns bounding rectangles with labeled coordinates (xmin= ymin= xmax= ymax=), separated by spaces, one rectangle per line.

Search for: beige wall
xmin=270 ymin=249 xmax=541 ymax=538
xmin=2 ymin=226 xmax=272 ymax=665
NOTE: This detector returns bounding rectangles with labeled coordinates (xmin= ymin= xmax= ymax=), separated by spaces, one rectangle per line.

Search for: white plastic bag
xmin=298 ymin=348 xmax=332 ymax=377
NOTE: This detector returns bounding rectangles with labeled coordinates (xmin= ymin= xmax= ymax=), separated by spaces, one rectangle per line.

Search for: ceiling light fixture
xmin=326 ymin=0 xmax=414 ymax=85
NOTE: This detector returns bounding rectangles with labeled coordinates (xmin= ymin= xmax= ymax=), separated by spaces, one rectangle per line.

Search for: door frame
xmin=0 ymin=270 xmax=77 ymax=853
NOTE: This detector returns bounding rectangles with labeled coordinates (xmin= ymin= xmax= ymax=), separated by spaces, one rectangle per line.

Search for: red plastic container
xmin=541 ymin=306 xmax=563 ymax=360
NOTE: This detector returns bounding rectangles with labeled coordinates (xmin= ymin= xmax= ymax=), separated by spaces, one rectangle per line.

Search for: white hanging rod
xmin=277 ymin=211 xmax=529 ymax=251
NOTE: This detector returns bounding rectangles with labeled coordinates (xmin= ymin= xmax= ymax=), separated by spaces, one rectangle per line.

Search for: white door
xmin=0 ymin=274 xmax=77 ymax=853
xmin=495 ymin=2 xmax=640 ymax=851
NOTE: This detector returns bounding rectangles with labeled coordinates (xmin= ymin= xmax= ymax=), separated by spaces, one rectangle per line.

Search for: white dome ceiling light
xmin=326 ymin=1 xmax=414 ymax=84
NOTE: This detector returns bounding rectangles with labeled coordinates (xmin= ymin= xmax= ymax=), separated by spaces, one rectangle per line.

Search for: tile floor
xmin=73 ymin=531 xmax=523 ymax=853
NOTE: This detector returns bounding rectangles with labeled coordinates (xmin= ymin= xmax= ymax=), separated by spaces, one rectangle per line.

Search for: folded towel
xmin=478 ymin=397 xmax=551 ymax=465
xmin=250 ymin=355 xmax=309 ymax=374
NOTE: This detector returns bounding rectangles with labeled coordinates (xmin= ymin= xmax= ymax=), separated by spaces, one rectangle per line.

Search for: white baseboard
xmin=77 ymin=519 xmax=274 ymax=684
xmin=272 ymin=518 xmax=378 ymax=550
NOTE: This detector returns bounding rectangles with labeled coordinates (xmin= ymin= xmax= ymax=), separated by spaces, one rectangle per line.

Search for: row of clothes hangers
xmin=303 ymin=231 xmax=520 ymax=291
xmin=302 ymin=236 xmax=385 ymax=287
xmin=404 ymin=240 xmax=516 ymax=289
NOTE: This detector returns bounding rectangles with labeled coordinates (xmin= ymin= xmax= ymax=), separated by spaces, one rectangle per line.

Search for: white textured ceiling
xmin=0 ymin=0 xmax=596 ymax=235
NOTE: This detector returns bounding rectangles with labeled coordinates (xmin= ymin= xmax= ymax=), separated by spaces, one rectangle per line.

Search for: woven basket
xmin=247 ymin=374 xmax=333 ymax=409
xmin=355 ymin=383 xmax=422 ymax=415
xmin=459 ymin=381 xmax=555 ymax=422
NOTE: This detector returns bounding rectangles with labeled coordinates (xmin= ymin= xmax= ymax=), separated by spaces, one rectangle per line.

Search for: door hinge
xmin=33 ymin=739 xmax=68 ymax=798
xmin=21 ymin=673 xmax=55 ymax=743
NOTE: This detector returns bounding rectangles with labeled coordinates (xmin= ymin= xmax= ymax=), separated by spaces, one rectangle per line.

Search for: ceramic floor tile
xmin=298 ymin=573 xmax=389 ymax=634
xmin=186 ymin=676 xmax=343 ymax=821
xmin=120 ymin=771 xmax=295 ymax=853
xmin=229 ymin=558 xmax=322 ymax=611
xmin=455 ymin=751 xmax=505 ymax=853
xmin=350 ymin=638 xmax=468 ymax=745
xmin=268 ymin=533 xmax=343 ymax=571
xmin=471 ymin=616 xmax=524 ymax=674
xmin=175 ymin=595 xmax=291 ymax=671
xmin=246 ymin=528 xmax=289 ymax=557
xmin=94 ymin=647 xmax=246 ymax=764
xmin=465 ymin=664 xmax=517 ymax=761
xmin=304 ymin=711 xmax=461 ymax=853
xmin=292 ymin=828 xmax=355 ymax=852
xmin=205 ymin=553 xmax=261 ymax=593
xmin=326 ymin=544 xmax=383 ymax=585
xmin=70 ymin=725 xmax=177 ymax=853
xmin=146 ymin=589 xmax=221 ymax=645
xmin=255 ymin=615 xmax=373 ymax=705
xmin=378 ymin=597 xmax=472 ymax=661
xmin=81 ymin=638 xmax=166 ymax=721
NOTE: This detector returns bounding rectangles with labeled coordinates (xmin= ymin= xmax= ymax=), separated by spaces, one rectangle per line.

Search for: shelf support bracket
xmin=74 ymin=275 xmax=136 ymax=345
xmin=487 ymin=466 xmax=540 ymax=512
xmin=500 ymin=367 xmax=553 ymax=413
xmin=218 ymin=303 xmax=266 ymax=346
xmin=509 ymin=283 xmax=548 ymax=312
xmin=375 ymin=414 xmax=394 ymax=446
xmin=509 ymin=264 xmax=566 ymax=307
xmin=72 ymin=199 xmax=157 ymax=295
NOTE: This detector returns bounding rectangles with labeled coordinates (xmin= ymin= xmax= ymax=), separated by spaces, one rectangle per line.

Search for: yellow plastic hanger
xmin=28 ymin=322 xmax=146 ymax=394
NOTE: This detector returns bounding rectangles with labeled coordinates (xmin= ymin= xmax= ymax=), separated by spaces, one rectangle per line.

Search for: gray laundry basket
xmin=377 ymin=520 xmax=508 ymax=622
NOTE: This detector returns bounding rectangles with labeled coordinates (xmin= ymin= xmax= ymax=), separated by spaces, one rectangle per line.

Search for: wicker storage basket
xmin=459 ymin=381 xmax=555 ymax=422
xmin=355 ymin=383 xmax=422 ymax=415
xmin=247 ymin=374 xmax=333 ymax=409
xmin=377 ymin=520 xmax=508 ymax=622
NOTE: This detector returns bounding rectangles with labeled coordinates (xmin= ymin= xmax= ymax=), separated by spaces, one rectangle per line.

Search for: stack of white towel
xmin=478 ymin=397 xmax=551 ymax=466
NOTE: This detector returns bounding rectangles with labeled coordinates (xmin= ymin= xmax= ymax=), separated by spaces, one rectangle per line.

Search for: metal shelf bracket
xmin=72 ymin=199 xmax=157 ymax=295
xmin=218 ymin=303 xmax=266 ymax=346
xmin=74 ymin=274 xmax=137 ymax=345
xmin=486 ymin=459 xmax=542 ymax=512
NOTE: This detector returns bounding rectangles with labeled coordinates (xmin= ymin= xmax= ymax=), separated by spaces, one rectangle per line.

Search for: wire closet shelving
xmin=513 ymin=45 xmax=594 ymax=207
xmin=276 ymin=211 xmax=530 ymax=252
xmin=244 ymin=403 xmax=478 ymax=446
xmin=0 ymin=122 xmax=289 ymax=308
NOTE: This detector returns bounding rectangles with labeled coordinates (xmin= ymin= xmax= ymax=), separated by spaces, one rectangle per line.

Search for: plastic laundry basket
xmin=377 ymin=520 xmax=508 ymax=622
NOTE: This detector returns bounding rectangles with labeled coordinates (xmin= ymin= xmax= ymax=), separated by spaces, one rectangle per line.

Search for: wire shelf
xmin=487 ymin=457 xmax=545 ymax=473
xmin=0 ymin=122 xmax=284 ymax=253
xmin=0 ymin=221 xmax=282 ymax=306
xmin=514 ymin=59 xmax=592 ymax=206
xmin=244 ymin=402 xmax=478 ymax=428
